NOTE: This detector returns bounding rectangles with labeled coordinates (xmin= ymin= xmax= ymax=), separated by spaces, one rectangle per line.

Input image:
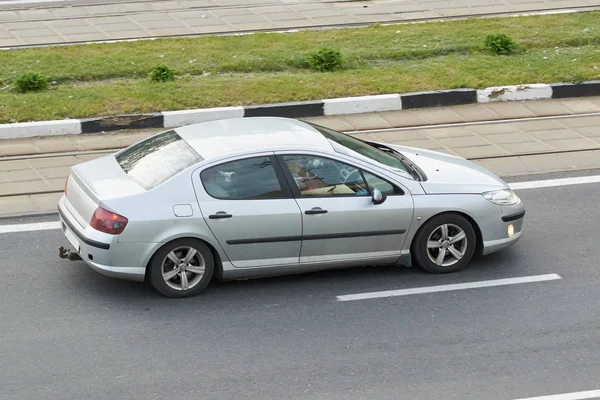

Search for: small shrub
xmin=14 ymin=72 xmax=49 ymax=93
xmin=150 ymin=65 xmax=175 ymax=82
xmin=306 ymin=48 xmax=344 ymax=72
xmin=484 ymin=34 xmax=516 ymax=55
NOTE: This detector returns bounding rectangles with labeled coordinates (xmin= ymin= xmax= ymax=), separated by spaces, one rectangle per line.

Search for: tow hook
xmin=58 ymin=246 xmax=82 ymax=261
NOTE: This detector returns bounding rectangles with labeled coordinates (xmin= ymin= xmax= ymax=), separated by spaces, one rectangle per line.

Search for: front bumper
xmin=57 ymin=196 xmax=150 ymax=282
xmin=477 ymin=204 xmax=526 ymax=256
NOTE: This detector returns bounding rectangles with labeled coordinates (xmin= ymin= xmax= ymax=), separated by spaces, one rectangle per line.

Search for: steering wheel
xmin=306 ymin=157 xmax=334 ymax=174
xmin=343 ymin=169 xmax=369 ymax=196
xmin=343 ymin=169 xmax=362 ymax=184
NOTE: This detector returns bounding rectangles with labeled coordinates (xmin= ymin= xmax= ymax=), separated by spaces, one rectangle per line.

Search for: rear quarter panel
xmin=103 ymin=171 xmax=224 ymax=256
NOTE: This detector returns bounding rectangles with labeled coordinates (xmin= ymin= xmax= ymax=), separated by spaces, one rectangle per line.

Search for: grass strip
xmin=0 ymin=12 xmax=598 ymax=123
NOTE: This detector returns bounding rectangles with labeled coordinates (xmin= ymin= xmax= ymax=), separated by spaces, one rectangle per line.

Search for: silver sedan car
xmin=58 ymin=117 xmax=525 ymax=297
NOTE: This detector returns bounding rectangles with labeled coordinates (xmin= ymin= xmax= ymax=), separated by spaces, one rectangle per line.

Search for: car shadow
xmin=65 ymin=246 xmax=526 ymax=307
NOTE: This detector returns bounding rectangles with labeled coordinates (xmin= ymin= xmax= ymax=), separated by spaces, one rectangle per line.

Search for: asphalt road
xmin=1 ymin=173 xmax=600 ymax=400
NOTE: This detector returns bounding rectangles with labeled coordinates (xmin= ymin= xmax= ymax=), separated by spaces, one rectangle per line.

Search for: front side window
xmin=116 ymin=130 xmax=203 ymax=190
xmin=282 ymin=155 xmax=369 ymax=197
xmin=201 ymin=156 xmax=284 ymax=200
xmin=362 ymin=171 xmax=404 ymax=195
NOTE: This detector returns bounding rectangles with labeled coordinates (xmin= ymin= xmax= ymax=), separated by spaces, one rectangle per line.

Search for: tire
xmin=149 ymin=238 xmax=214 ymax=298
xmin=412 ymin=213 xmax=476 ymax=274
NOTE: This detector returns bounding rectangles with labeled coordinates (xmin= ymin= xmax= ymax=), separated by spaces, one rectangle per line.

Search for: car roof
xmin=174 ymin=117 xmax=334 ymax=160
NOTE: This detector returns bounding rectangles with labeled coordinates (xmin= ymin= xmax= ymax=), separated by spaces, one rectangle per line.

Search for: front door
xmin=194 ymin=155 xmax=302 ymax=268
xmin=279 ymin=154 xmax=414 ymax=264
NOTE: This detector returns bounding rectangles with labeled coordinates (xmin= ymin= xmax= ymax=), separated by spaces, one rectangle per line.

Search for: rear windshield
xmin=116 ymin=130 xmax=203 ymax=190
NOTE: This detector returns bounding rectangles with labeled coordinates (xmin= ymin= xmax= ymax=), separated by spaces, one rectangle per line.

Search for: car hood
xmin=386 ymin=144 xmax=509 ymax=194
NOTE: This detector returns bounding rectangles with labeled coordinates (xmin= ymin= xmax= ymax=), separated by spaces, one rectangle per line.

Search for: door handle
xmin=209 ymin=212 xmax=232 ymax=219
xmin=305 ymin=208 xmax=328 ymax=215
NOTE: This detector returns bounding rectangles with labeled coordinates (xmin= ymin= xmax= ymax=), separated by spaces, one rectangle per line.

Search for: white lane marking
xmin=512 ymin=389 xmax=600 ymax=400
xmin=0 ymin=221 xmax=61 ymax=234
xmin=509 ymin=175 xmax=600 ymax=190
xmin=336 ymin=274 xmax=561 ymax=301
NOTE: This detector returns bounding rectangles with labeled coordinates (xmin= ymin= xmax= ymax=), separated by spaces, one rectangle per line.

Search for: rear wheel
xmin=149 ymin=238 xmax=214 ymax=298
xmin=412 ymin=213 xmax=476 ymax=274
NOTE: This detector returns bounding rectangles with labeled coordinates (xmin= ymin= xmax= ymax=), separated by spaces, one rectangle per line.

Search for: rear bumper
xmin=85 ymin=260 xmax=146 ymax=282
xmin=58 ymin=196 xmax=148 ymax=282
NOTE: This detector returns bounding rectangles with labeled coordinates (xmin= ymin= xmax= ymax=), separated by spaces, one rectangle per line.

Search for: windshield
xmin=116 ymin=130 xmax=203 ymax=190
xmin=310 ymin=123 xmax=410 ymax=174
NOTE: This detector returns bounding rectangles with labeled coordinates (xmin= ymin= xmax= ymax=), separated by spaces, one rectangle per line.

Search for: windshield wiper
xmin=385 ymin=149 xmax=422 ymax=181
xmin=363 ymin=140 xmax=424 ymax=181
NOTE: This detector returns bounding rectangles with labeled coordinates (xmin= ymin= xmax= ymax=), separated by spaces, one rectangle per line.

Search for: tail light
xmin=90 ymin=206 xmax=128 ymax=235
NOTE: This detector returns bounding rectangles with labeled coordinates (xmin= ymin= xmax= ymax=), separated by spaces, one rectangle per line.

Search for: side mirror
xmin=372 ymin=188 xmax=387 ymax=205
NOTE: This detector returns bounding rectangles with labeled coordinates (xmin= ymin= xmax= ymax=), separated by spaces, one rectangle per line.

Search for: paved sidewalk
xmin=1 ymin=0 xmax=599 ymax=48
xmin=3 ymin=97 xmax=600 ymax=157
xmin=1 ymin=97 xmax=600 ymax=217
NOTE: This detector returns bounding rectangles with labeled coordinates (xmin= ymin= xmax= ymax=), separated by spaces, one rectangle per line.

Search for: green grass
xmin=0 ymin=12 xmax=599 ymax=122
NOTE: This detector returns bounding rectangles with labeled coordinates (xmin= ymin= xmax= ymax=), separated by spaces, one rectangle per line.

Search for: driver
xmin=286 ymin=158 xmax=326 ymax=192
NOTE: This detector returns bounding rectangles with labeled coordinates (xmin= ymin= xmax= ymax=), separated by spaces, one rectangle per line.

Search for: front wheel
xmin=149 ymin=238 xmax=214 ymax=298
xmin=412 ymin=213 xmax=476 ymax=274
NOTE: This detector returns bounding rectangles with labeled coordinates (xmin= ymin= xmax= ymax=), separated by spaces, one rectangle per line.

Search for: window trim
xmin=199 ymin=155 xmax=294 ymax=201
xmin=307 ymin=122 xmax=416 ymax=179
xmin=115 ymin=129 xmax=204 ymax=190
xmin=361 ymin=169 xmax=405 ymax=196
xmin=275 ymin=154 xmax=404 ymax=199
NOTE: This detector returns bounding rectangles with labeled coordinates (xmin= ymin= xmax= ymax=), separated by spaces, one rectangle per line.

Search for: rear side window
xmin=201 ymin=156 xmax=284 ymax=200
xmin=116 ymin=130 xmax=203 ymax=190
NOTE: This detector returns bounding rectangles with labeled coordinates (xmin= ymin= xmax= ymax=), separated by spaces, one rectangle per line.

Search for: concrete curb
xmin=0 ymin=119 xmax=81 ymax=139
xmin=476 ymin=84 xmax=553 ymax=104
xmin=401 ymin=89 xmax=477 ymax=109
xmin=1 ymin=80 xmax=599 ymax=140
xmin=163 ymin=106 xmax=244 ymax=128
xmin=323 ymin=94 xmax=402 ymax=115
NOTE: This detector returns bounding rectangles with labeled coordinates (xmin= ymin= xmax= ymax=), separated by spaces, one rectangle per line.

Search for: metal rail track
xmin=4 ymin=145 xmax=600 ymax=198
xmin=2 ymin=112 xmax=599 ymax=161
xmin=2 ymin=111 xmax=600 ymax=198
xmin=1 ymin=3 xmax=598 ymax=50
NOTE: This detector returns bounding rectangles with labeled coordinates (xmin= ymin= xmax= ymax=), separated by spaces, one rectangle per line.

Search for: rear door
xmin=277 ymin=153 xmax=414 ymax=264
xmin=193 ymin=154 xmax=302 ymax=268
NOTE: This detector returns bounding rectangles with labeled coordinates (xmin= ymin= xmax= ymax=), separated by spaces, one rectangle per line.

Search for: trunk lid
xmin=65 ymin=155 xmax=145 ymax=227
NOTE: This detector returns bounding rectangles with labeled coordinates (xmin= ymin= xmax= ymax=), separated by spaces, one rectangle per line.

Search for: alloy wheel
xmin=426 ymin=223 xmax=468 ymax=267
xmin=161 ymin=246 xmax=206 ymax=291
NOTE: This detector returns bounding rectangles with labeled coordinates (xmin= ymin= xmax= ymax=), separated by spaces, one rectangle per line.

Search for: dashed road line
xmin=336 ymin=274 xmax=562 ymax=301
xmin=511 ymin=388 xmax=600 ymax=400
xmin=509 ymin=175 xmax=600 ymax=190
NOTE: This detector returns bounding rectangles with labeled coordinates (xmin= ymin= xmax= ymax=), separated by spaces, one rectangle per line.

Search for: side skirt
xmin=220 ymin=255 xmax=402 ymax=280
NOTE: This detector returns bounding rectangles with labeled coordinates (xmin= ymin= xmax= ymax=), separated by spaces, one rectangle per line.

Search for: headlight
xmin=482 ymin=189 xmax=521 ymax=206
